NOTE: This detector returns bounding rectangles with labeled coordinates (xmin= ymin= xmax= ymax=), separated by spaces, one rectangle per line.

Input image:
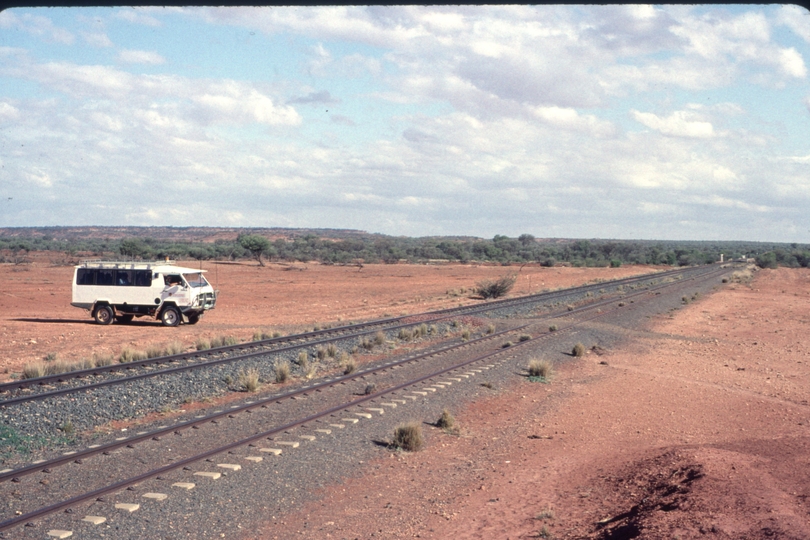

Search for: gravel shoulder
xmin=249 ymin=267 xmax=810 ymax=539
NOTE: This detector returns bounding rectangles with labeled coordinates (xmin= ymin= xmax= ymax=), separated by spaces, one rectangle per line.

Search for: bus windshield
xmin=183 ymin=273 xmax=209 ymax=288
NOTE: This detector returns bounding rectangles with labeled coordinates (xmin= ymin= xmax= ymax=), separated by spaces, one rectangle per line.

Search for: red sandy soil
xmin=0 ymin=253 xmax=649 ymax=381
xmin=250 ymin=267 xmax=810 ymax=539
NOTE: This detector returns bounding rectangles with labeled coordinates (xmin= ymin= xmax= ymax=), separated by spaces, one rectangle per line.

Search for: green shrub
xmin=476 ymin=274 xmax=517 ymax=299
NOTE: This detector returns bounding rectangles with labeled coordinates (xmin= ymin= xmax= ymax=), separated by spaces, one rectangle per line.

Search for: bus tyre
xmin=93 ymin=305 xmax=114 ymax=325
xmin=187 ymin=313 xmax=200 ymax=325
xmin=161 ymin=306 xmax=181 ymax=327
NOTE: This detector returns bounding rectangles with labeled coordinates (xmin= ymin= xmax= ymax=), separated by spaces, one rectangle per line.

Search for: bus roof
xmin=75 ymin=260 xmax=208 ymax=274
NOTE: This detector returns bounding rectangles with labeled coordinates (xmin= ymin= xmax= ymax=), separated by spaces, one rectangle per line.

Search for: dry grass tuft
xmin=392 ymin=422 xmax=424 ymax=452
xmin=166 ymin=341 xmax=184 ymax=355
xmin=22 ymin=362 xmax=47 ymax=379
xmin=274 ymin=360 xmax=290 ymax=383
xmin=119 ymin=347 xmax=148 ymax=363
xmin=237 ymin=368 xmax=261 ymax=392
xmin=572 ymin=343 xmax=586 ymax=357
xmin=436 ymin=409 xmax=455 ymax=430
xmin=527 ymin=359 xmax=554 ymax=380
xmin=374 ymin=331 xmax=386 ymax=345
xmin=196 ymin=339 xmax=211 ymax=351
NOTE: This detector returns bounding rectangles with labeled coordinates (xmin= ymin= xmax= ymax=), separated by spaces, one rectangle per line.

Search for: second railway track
xmin=0 ymin=264 xmax=735 ymax=539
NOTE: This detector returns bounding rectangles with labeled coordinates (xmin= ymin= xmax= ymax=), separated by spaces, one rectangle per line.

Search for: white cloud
xmin=775 ymin=5 xmax=810 ymax=44
xmin=0 ymin=102 xmax=20 ymax=120
xmin=631 ymin=109 xmax=716 ymax=138
xmin=118 ymin=50 xmax=166 ymax=65
xmin=114 ymin=8 xmax=162 ymax=27
xmin=778 ymin=47 xmax=807 ymax=78
xmin=0 ymin=11 xmax=74 ymax=44
xmin=81 ymin=32 xmax=113 ymax=48
xmin=531 ymin=106 xmax=616 ymax=137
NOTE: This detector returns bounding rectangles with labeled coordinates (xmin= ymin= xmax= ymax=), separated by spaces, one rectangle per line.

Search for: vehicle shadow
xmin=12 ymin=318 xmax=160 ymax=326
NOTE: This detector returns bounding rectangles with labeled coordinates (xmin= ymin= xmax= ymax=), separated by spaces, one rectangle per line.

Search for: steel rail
xmin=0 ymin=265 xmax=733 ymax=533
xmin=0 ymin=264 xmax=729 ymax=484
xmin=0 ymin=265 xmax=725 ymax=409
xmin=0 ymin=264 xmax=721 ymax=395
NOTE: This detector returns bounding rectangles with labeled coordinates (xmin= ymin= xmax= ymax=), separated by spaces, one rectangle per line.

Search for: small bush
xmin=238 ymin=368 xmax=261 ymax=392
xmin=275 ymin=360 xmax=290 ymax=383
xmin=418 ymin=323 xmax=428 ymax=337
xmin=572 ymin=343 xmax=586 ymax=357
xmin=519 ymin=334 xmax=531 ymax=342
xmin=94 ymin=353 xmax=114 ymax=367
xmin=548 ymin=324 xmax=558 ymax=332
xmin=61 ymin=420 xmax=75 ymax=435
xmin=46 ymin=359 xmax=73 ymax=376
xmin=166 ymin=341 xmax=184 ymax=355
xmin=22 ymin=362 xmax=47 ymax=379
xmin=398 ymin=328 xmax=413 ymax=341
xmin=486 ymin=324 xmax=495 ymax=334
xmin=342 ymin=356 xmax=356 ymax=375
xmin=527 ymin=359 xmax=553 ymax=379
xmin=223 ymin=336 xmax=239 ymax=346
xmin=316 ymin=346 xmax=327 ymax=360
xmin=252 ymin=330 xmax=263 ymax=341
xmin=374 ymin=331 xmax=386 ymax=345
xmin=209 ymin=336 xmax=223 ymax=348
xmin=502 ymin=341 xmax=513 ymax=348
xmin=195 ymin=339 xmax=211 ymax=351
xmin=326 ymin=343 xmax=338 ymax=358
xmin=297 ymin=351 xmax=309 ymax=368
xmin=461 ymin=329 xmax=471 ymax=341
xmin=146 ymin=345 xmax=164 ymax=359
xmin=436 ymin=409 xmax=455 ymax=430
xmin=364 ymin=383 xmax=377 ymax=395
xmin=392 ymin=422 xmax=424 ymax=452
xmin=476 ymin=274 xmax=517 ymax=299
xmin=44 ymin=352 xmax=58 ymax=362
xmin=535 ymin=507 xmax=555 ymax=521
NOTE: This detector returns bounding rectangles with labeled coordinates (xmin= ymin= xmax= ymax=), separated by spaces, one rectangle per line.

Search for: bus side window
xmin=76 ymin=268 xmax=95 ymax=285
xmin=117 ymin=271 xmax=132 ymax=286
xmin=97 ymin=271 xmax=114 ymax=286
xmin=134 ymin=270 xmax=151 ymax=287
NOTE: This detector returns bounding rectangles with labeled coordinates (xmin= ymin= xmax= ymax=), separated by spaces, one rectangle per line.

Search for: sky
xmin=1 ymin=5 xmax=809 ymax=242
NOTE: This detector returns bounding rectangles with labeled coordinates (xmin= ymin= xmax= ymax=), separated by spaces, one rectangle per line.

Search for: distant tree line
xmin=1 ymin=230 xmax=808 ymax=268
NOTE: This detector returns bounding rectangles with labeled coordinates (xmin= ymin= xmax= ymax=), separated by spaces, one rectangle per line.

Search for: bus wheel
xmin=161 ymin=306 xmax=181 ymax=327
xmin=93 ymin=305 xmax=114 ymax=325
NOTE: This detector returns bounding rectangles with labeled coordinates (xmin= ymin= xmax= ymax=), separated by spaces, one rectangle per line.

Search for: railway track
xmin=0 ymin=264 xmax=734 ymax=539
xmin=0 ymin=264 xmax=722 ymax=408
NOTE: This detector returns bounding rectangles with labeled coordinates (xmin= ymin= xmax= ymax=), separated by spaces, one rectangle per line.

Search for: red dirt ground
xmin=248 ymin=267 xmax=810 ymax=539
xmin=0 ymin=254 xmax=650 ymax=381
xmin=3 ymin=256 xmax=809 ymax=539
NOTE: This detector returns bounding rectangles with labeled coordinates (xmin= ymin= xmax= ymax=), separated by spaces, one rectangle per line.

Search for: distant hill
xmin=0 ymin=226 xmax=379 ymax=243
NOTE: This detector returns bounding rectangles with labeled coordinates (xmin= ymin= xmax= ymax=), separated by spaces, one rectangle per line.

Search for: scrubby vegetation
xmin=392 ymin=422 xmax=424 ymax=452
xmin=4 ymin=226 xmax=807 ymax=268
